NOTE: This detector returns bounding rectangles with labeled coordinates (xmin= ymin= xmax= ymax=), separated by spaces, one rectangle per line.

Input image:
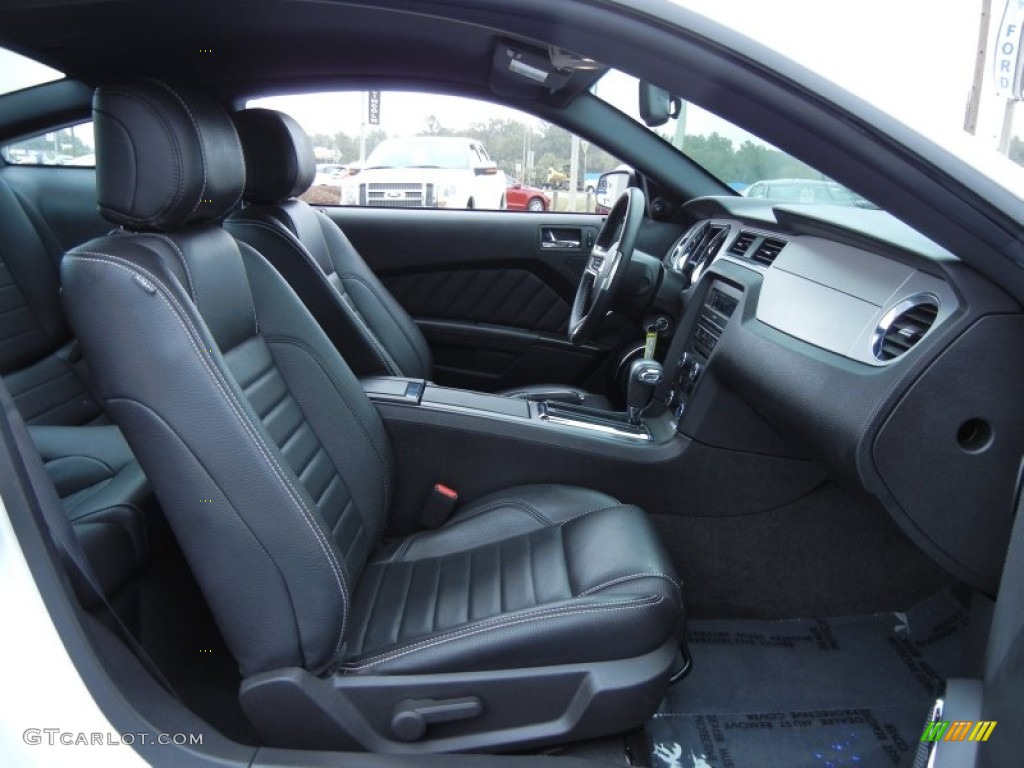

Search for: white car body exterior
xmin=340 ymin=136 xmax=506 ymax=210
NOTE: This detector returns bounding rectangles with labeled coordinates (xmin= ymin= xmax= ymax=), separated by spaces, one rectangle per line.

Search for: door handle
xmin=540 ymin=227 xmax=583 ymax=250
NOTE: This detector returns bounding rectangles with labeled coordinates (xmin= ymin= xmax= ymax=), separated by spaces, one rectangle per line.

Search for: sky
xmin=677 ymin=0 xmax=1006 ymax=147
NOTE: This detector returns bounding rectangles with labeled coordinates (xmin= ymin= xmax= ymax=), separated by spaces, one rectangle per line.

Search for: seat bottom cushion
xmin=30 ymin=424 xmax=150 ymax=598
xmin=497 ymin=384 xmax=610 ymax=411
xmin=344 ymin=484 xmax=683 ymax=676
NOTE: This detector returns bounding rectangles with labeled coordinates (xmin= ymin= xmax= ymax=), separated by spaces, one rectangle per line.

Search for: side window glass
xmin=248 ymin=91 xmax=623 ymax=213
xmin=1 ymin=122 xmax=95 ymax=166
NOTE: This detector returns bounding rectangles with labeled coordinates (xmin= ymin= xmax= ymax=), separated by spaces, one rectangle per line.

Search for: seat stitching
xmin=352 ymin=563 xmax=386 ymax=655
xmin=558 ymin=503 xmax=629 ymax=527
xmin=429 ymin=559 xmax=442 ymax=634
xmin=388 ymin=505 xmax=547 ymax=564
xmin=101 ymin=88 xmax=184 ymax=224
xmin=264 ymin=335 xmax=390 ymax=511
xmin=146 ymin=80 xmax=207 ymax=218
xmin=343 ymin=595 xmax=663 ymax=672
xmin=148 ymin=79 xmax=245 ymax=217
xmin=450 ymin=499 xmax=552 ymax=527
xmin=106 ymin=394 xmax=307 ymax=647
xmin=138 ymin=233 xmax=196 ymax=299
xmin=232 ymin=219 xmax=399 ymax=375
xmin=66 ymin=252 xmax=349 ymax=656
xmin=577 ymin=572 xmax=682 ymax=597
xmin=229 ymin=240 xmax=260 ymax=334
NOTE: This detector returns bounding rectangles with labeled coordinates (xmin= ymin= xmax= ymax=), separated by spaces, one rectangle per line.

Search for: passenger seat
xmin=0 ymin=169 xmax=150 ymax=602
xmin=63 ymin=80 xmax=683 ymax=752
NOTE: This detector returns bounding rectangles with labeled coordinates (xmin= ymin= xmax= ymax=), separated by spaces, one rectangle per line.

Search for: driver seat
xmin=225 ymin=108 xmax=610 ymax=410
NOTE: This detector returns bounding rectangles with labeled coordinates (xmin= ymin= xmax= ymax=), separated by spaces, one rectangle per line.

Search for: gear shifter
xmin=627 ymin=358 xmax=664 ymax=425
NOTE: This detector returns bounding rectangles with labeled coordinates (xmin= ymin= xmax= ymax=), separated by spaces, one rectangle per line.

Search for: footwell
xmin=647 ymin=591 xmax=972 ymax=768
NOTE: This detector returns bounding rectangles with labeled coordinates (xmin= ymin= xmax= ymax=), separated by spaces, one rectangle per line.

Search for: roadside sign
xmin=368 ymin=91 xmax=381 ymax=125
xmin=994 ymin=0 xmax=1024 ymax=99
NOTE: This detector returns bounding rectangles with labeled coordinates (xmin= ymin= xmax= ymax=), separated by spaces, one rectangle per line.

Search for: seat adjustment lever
xmin=391 ymin=696 xmax=483 ymax=741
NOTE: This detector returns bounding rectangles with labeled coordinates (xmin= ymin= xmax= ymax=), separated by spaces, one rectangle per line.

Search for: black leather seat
xmin=31 ymin=424 xmax=149 ymax=597
xmin=226 ymin=108 xmax=609 ymax=409
xmin=62 ymin=81 xmax=683 ymax=752
xmin=0 ymin=171 xmax=149 ymax=600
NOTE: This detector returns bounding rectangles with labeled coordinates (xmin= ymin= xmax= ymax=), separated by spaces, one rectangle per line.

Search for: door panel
xmin=384 ymin=269 xmax=568 ymax=333
xmin=419 ymin=320 xmax=601 ymax=392
xmin=322 ymin=207 xmax=633 ymax=395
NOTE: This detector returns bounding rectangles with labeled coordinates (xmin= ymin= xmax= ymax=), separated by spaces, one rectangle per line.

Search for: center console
xmin=358 ymin=274 xmax=819 ymax=534
xmin=667 ymin=280 xmax=742 ymax=422
xmin=360 ymin=376 xmax=664 ymax=443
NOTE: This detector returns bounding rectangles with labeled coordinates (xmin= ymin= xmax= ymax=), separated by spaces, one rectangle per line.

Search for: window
xmin=592 ymin=69 xmax=876 ymax=208
xmin=247 ymin=91 xmax=622 ymax=213
xmin=1 ymin=122 xmax=95 ymax=166
xmin=0 ymin=47 xmax=62 ymax=97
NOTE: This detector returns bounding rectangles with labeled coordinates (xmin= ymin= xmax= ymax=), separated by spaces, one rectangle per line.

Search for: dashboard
xmin=651 ymin=196 xmax=1024 ymax=596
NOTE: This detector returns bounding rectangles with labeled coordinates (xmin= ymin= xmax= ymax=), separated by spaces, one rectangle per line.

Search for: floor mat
xmin=647 ymin=591 xmax=971 ymax=768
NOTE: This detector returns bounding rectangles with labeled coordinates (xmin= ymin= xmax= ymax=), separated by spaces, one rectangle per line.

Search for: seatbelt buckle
xmin=419 ymin=483 xmax=458 ymax=528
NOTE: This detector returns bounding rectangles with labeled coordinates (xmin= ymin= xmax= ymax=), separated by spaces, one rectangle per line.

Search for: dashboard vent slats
xmin=751 ymin=237 xmax=786 ymax=266
xmin=728 ymin=231 xmax=756 ymax=257
xmin=872 ymin=297 xmax=939 ymax=361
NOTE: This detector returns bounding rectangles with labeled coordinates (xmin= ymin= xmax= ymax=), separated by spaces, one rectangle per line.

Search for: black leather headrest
xmin=232 ymin=109 xmax=316 ymax=205
xmin=93 ymin=81 xmax=245 ymax=231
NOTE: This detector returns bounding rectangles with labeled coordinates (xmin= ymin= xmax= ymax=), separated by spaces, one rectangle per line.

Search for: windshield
xmin=593 ymin=69 xmax=877 ymax=208
xmin=365 ymin=139 xmax=470 ymax=170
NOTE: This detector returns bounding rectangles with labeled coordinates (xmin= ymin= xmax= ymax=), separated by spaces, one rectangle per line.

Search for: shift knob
xmin=627 ymin=358 xmax=663 ymax=425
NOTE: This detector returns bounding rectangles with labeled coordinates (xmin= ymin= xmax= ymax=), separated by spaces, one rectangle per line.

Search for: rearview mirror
xmin=638 ymin=82 xmax=681 ymax=128
xmin=595 ymin=169 xmax=631 ymax=211
xmin=475 ymin=161 xmax=499 ymax=176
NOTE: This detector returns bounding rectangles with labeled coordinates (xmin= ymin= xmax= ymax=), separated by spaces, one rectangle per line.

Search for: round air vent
xmin=871 ymin=294 xmax=939 ymax=361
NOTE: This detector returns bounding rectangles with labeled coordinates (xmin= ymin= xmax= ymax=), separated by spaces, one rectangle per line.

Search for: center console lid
xmin=361 ymin=377 xmax=530 ymax=418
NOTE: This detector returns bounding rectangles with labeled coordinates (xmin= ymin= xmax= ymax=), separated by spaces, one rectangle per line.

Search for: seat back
xmin=227 ymin=108 xmax=433 ymax=379
xmin=61 ymin=81 xmax=393 ymax=677
xmin=0 ymin=172 xmax=108 ymax=425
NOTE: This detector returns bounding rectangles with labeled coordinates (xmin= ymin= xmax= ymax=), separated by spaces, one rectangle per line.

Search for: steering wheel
xmin=568 ymin=186 xmax=645 ymax=345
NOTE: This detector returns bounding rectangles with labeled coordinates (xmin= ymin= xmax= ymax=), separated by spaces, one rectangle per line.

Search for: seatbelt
xmin=0 ymin=385 xmax=180 ymax=700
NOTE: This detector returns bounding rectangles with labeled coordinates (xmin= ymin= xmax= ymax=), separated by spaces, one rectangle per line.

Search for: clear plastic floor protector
xmin=647 ymin=591 xmax=970 ymax=768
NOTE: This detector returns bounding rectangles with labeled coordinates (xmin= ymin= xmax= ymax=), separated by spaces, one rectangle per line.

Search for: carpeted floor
xmin=646 ymin=590 xmax=971 ymax=768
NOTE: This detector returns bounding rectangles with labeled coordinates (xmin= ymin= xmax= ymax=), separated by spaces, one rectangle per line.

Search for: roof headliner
xmin=0 ymin=0 xmax=601 ymax=106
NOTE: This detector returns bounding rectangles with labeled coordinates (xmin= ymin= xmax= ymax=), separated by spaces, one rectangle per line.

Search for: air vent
xmin=728 ymin=231 xmax=757 ymax=257
xmin=872 ymin=295 xmax=939 ymax=361
xmin=750 ymin=237 xmax=786 ymax=266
